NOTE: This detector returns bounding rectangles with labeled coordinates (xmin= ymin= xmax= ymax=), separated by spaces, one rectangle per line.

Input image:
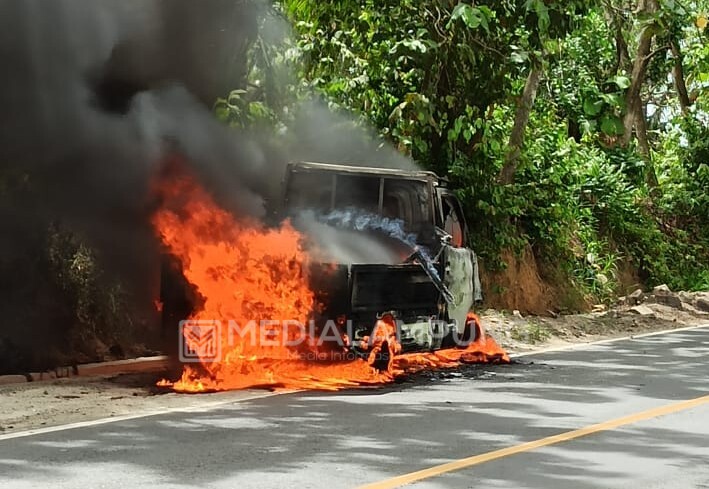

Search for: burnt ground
xmin=0 ymin=289 xmax=707 ymax=435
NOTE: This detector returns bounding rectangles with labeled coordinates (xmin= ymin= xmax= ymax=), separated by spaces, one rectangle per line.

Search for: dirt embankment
xmin=480 ymin=246 xmax=595 ymax=315
xmin=483 ymin=286 xmax=709 ymax=353
xmin=480 ymin=247 xmax=649 ymax=315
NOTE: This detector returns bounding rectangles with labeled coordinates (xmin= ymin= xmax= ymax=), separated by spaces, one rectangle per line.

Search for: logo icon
xmin=179 ymin=320 xmax=221 ymax=363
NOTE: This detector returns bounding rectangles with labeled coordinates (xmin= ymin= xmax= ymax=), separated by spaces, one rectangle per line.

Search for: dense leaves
xmin=272 ymin=0 xmax=709 ymax=301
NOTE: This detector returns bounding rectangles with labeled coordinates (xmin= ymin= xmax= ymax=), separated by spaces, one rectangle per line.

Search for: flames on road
xmin=153 ymin=170 xmax=509 ymax=393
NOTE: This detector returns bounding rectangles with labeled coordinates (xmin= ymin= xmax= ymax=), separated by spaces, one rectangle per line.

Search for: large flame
xmin=153 ymin=170 xmax=509 ymax=393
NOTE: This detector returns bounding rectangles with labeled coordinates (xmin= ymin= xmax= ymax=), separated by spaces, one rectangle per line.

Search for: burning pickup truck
xmin=156 ymin=160 xmax=500 ymax=392
xmin=277 ymin=161 xmax=484 ymax=357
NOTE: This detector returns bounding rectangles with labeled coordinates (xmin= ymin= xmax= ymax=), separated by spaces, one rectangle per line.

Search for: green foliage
xmin=653 ymin=116 xmax=709 ymax=291
xmin=46 ymin=228 xmax=135 ymax=351
xmin=283 ymin=0 xmax=588 ymax=170
xmin=248 ymin=0 xmax=709 ymax=303
xmin=547 ymin=10 xmax=627 ymax=141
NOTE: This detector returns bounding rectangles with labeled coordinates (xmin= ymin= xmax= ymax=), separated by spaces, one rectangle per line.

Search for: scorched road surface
xmin=1 ymin=326 xmax=708 ymax=489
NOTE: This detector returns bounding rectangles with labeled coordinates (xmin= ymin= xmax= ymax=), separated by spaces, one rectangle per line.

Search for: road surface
xmin=1 ymin=325 xmax=708 ymax=488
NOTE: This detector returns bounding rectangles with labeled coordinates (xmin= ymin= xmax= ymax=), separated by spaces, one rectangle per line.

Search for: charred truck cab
xmin=278 ymin=162 xmax=483 ymax=355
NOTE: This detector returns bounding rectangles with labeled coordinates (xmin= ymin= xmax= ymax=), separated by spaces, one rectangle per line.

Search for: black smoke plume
xmin=0 ymin=0 xmax=276 ymax=371
xmin=0 ymin=0 xmax=420 ymax=372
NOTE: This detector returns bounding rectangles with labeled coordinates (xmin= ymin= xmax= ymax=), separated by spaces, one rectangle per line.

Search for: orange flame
xmin=395 ymin=314 xmax=510 ymax=375
xmin=153 ymin=170 xmax=508 ymax=393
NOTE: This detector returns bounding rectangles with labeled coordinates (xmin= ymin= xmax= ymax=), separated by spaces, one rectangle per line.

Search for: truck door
xmin=437 ymin=190 xmax=480 ymax=329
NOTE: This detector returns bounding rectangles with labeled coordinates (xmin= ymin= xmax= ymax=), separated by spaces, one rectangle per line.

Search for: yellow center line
xmin=360 ymin=394 xmax=709 ymax=489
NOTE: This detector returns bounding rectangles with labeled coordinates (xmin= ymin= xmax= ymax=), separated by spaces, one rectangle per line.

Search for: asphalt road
xmin=1 ymin=325 xmax=708 ymax=489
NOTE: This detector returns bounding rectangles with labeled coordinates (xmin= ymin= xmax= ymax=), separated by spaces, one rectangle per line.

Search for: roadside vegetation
xmin=229 ymin=0 xmax=709 ymax=307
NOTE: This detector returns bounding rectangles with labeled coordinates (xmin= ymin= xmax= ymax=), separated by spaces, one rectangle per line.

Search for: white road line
xmin=0 ymin=391 xmax=283 ymax=441
xmin=512 ymin=323 xmax=709 ymax=358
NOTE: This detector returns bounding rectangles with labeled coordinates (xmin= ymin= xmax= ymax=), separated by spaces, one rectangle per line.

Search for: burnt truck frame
xmin=277 ymin=162 xmax=483 ymax=354
xmin=159 ymin=161 xmax=483 ymax=359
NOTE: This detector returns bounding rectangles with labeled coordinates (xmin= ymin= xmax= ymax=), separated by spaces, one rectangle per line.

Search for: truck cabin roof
xmin=287 ymin=161 xmax=443 ymax=186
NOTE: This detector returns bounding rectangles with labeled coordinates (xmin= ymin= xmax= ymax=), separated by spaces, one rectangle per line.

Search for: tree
xmin=498 ymin=62 xmax=543 ymax=184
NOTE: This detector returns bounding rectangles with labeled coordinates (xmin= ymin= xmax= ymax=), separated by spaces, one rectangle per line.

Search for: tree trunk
xmin=621 ymin=0 xmax=659 ymax=147
xmin=670 ymin=41 xmax=692 ymax=114
xmin=604 ymin=2 xmax=631 ymax=75
xmin=635 ymin=105 xmax=650 ymax=157
xmin=636 ymin=103 xmax=659 ymax=186
xmin=498 ymin=64 xmax=542 ymax=185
